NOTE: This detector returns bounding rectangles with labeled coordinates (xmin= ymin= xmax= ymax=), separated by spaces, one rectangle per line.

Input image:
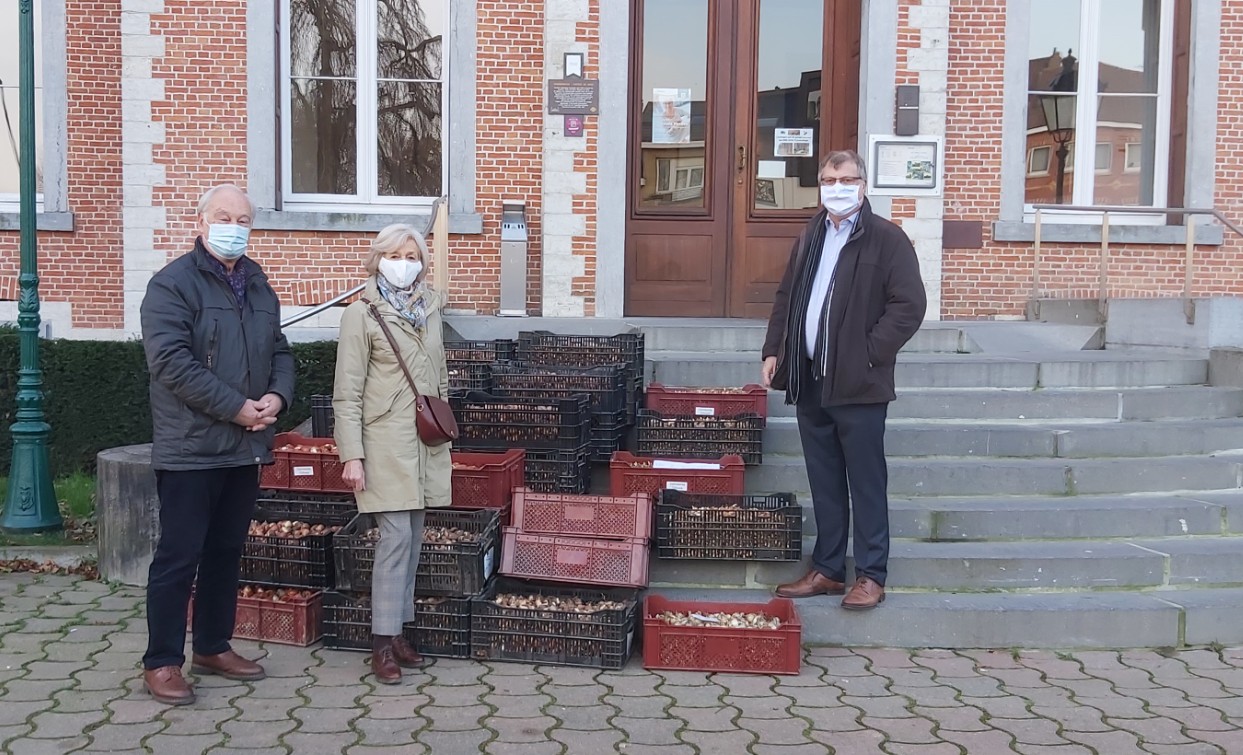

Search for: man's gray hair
xmin=819 ymin=150 xmax=868 ymax=182
xmin=197 ymin=183 xmax=256 ymax=218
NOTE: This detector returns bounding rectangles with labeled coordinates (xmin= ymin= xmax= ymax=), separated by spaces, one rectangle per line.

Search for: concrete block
xmin=1120 ymin=386 xmax=1243 ymax=420
xmin=896 ymin=359 xmax=1040 ymax=389
xmin=1209 ymin=347 xmax=1243 ymax=387
xmin=747 ymin=457 xmax=1073 ymax=498
xmin=1130 ymin=538 xmax=1243 ymax=586
xmin=648 ymin=558 xmax=747 ymax=588
xmin=1038 ymin=357 xmax=1208 ymax=388
xmin=119 ymin=11 xmax=151 ymax=35
xmin=1163 ymin=588 xmax=1243 ymax=645
xmin=928 ymin=496 xmax=1226 ymax=541
xmin=1056 ymin=419 xmax=1243 ymax=458
xmin=1106 ymin=297 xmax=1243 ymax=350
xmin=1070 ymin=456 xmax=1243 ymax=495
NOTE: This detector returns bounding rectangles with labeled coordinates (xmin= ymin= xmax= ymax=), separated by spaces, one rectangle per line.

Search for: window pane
xmin=638 ymin=0 xmax=708 ymax=210
xmin=753 ymin=0 xmax=823 ymax=211
xmin=377 ymin=0 xmax=444 ymax=81
xmin=0 ymin=0 xmax=42 ymax=196
xmin=1028 ymin=0 xmax=1082 ymax=93
xmin=1096 ymin=0 xmax=1161 ymax=94
xmin=1094 ymin=94 xmax=1158 ymax=205
xmin=290 ymin=78 xmax=357 ymax=194
xmin=289 ymin=0 xmax=356 ymax=78
xmin=377 ymin=81 xmax=442 ymax=197
xmin=1024 ymin=95 xmax=1076 ymax=205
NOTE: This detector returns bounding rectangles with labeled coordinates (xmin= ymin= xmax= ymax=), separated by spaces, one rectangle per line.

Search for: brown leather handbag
xmin=362 ymin=299 xmax=459 ymax=446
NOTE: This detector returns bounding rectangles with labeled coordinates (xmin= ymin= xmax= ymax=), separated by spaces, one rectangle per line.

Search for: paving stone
xmin=721 ymin=694 xmax=789 ymax=719
xmin=657 ymin=683 xmax=726 ymax=708
xmin=80 ymin=721 xmax=165 ymax=750
xmin=48 ymin=640 xmax=110 ymax=663
xmin=771 ymin=683 xmax=840 ymax=709
xmin=1185 ymin=729 xmax=1243 ymax=752
xmin=884 ymin=744 xmax=966 ymax=755
xmin=551 ymin=727 xmax=626 ymax=751
xmin=610 ymin=745 xmax=695 ymax=755
xmin=1142 ymin=745 xmax=1231 ymax=755
xmin=790 ymin=705 xmax=864 ymax=732
xmin=598 ymin=672 xmax=661 ymax=697
xmin=668 ymin=705 xmax=738 ymax=733
xmin=50 ymin=687 xmax=125 ymax=713
xmin=807 ymin=727 xmax=889 ymax=754
xmin=1148 ymin=705 xmax=1233 ymax=731
xmin=959 ymin=693 xmax=1036 ymax=719
xmin=1186 ymin=667 xmax=1243 ymax=691
xmin=610 ymin=715 xmax=686 ymax=746
xmin=680 ymin=729 xmax=758 ymax=753
xmin=542 ymin=682 xmax=606 ymax=706
xmin=415 ymin=728 xmax=490 ymax=753
xmin=107 ymin=698 xmax=169 ymax=725
xmin=299 ymin=684 xmax=369 ymax=709
xmin=1177 ymin=650 xmax=1230 ymax=670
xmin=858 ymin=715 xmax=940 ymax=744
xmin=882 ymin=667 xmax=940 ymax=688
xmin=7 ymin=735 xmax=92 ymax=754
xmin=1012 ymin=745 xmax=1094 ymax=755
xmin=26 ymin=709 xmax=109 ymax=738
xmin=751 ymin=745 xmax=832 ymax=755
xmin=353 ymin=715 xmax=421 ymax=747
xmin=1029 ymin=704 xmax=1112 ymax=733
xmin=0 ymin=699 xmax=55 ymax=725
xmin=0 ymin=633 xmax=59 ymax=654
xmin=244 ymin=676 xmax=308 ymax=699
xmin=425 ymin=683 xmax=489 ymax=708
xmin=419 ymin=704 xmax=490 ymax=731
xmin=0 ymin=679 xmax=77 ymax=702
xmin=833 ymin=673 xmax=893 ymax=698
xmin=839 ymin=694 xmax=911 ymax=719
xmin=484 ymin=673 xmax=547 ymax=697
xmin=485 ymin=714 xmax=558 ymax=743
xmin=889 ymin=683 xmax=963 ymax=708
xmin=708 ymin=673 xmax=775 ymax=697
xmin=218 ymin=718 xmax=298 ymax=748
xmin=807 ymin=654 xmax=872 ymax=678
xmin=159 ymin=705 xmax=239 ymax=736
xmin=345 ymin=746 xmax=429 ymax=755
xmin=282 ymin=731 xmax=361 ymax=752
xmin=1188 ymin=694 xmax=1243 ymax=716
xmin=291 ymin=705 xmax=363 ymax=734
xmin=356 ymin=696 xmax=432 ymax=720
xmin=854 ymin=648 xmax=918 ymax=669
xmin=485 ymin=693 xmax=551 ymax=719
xmin=1073 ymin=693 xmax=1155 ymax=719
xmin=938 ymin=675 xmax=1006 ymax=698
xmin=38 ymin=602 xmax=93 ymax=618
xmin=1106 ymin=715 xmax=1197 ymax=745
xmin=485 ymin=740 xmax=563 ymax=755
xmin=986 ymin=716 xmax=1070 ymax=746
xmin=652 ymin=670 xmax=715 ymax=686
xmin=0 ymin=723 xmax=32 ymax=746
xmin=422 ymin=659 xmax=489 ymax=687
xmin=1062 ymin=729 xmax=1149 ymax=755
xmin=911 ymin=705 xmax=987 ymax=731
xmin=936 ymin=728 xmax=1020 ymax=753
xmin=912 ymin=651 xmax=981 ymax=678
xmin=979 ymin=666 xmax=1054 ymax=689
xmin=536 ymin=666 xmax=600 ymax=686
xmin=143 ymin=733 xmax=230 ymax=753
xmin=739 ymin=715 xmax=811 ymax=745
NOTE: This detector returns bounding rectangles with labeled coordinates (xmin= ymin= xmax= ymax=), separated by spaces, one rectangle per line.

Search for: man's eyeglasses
xmin=820 ymin=176 xmax=864 ymax=186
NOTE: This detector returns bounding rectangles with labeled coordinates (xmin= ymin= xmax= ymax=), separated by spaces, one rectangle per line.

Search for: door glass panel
xmin=1025 ymin=0 xmax=1081 ymax=205
xmin=752 ymin=0 xmax=823 ymax=211
xmin=637 ymin=0 xmax=709 ymax=209
xmin=1095 ymin=94 xmax=1158 ymax=205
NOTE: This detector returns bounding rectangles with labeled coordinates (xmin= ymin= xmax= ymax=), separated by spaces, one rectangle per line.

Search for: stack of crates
xmin=636 ymin=384 xmax=768 ymax=466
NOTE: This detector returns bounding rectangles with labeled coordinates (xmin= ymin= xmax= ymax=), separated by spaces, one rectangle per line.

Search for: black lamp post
xmin=1039 ymin=94 xmax=1076 ymax=205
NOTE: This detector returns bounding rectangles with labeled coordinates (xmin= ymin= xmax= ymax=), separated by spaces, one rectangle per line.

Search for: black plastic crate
xmin=635 ymin=410 xmax=764 ymax=466
xmin=444 ymin=339 xmax=516 ymax=364
xmin=654 ymin=491 xmax=801 ymax=561
xmin=240 ymin=507 xmax=336 ymax=589
xmin=256 ymin=490 xmax=356 ymax=527
xmin=490 ymin=364 xmax=627 ymax=415
xmin=451 ymin=392 xmax=591 ymax=451
xmin=589 ymin=416 xmax=630 ymax=463
xmin=333 ymin=508 xmax=501 ymax=595
xmin=470 ymin=578 xmax=639 ymax=670
xmin=310 ymin=395 xmax=335 ymax=438
xmin=447 ymin=361 xmax=493 ymax=393
xmin=515 ymin=331 xmax=644 ymax=373
xmin=320 ymin=591 xmax=472 ymax=658
xmin=524 ymin=446 xmax=591 ymax=494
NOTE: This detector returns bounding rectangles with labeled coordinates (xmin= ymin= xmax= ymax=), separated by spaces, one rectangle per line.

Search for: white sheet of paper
xmin=757 ymin=160 xmax=786 ymax=179
xmin=653 ymin=460 xmax=722 ymax=470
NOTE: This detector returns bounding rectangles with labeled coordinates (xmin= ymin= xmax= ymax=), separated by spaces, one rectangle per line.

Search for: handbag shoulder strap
xmin=361 ymin=297 xmax=423 ymax=401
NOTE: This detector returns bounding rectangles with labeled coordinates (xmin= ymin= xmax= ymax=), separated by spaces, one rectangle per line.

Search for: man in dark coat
xmin=762 ymin=151 xmax=926 ymax=610
xmin=139 ymin=183 xmax=295 ymax=704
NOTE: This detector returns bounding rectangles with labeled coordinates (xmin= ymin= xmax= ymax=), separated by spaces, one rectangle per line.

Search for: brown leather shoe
xmin=371 ymin=642 xmax=402 ymax=685
xmin=391 ymin=634 xmax=427 ymax=669
xmin=842 ymin=576 xmax=886 ymax=611
xmin=775 ymin=570 xmax=846 ymax=598
xmin=191 ymin=650 xmax=266 ymax=681
xmin=144 ymin=666 xmax=195 ymax=706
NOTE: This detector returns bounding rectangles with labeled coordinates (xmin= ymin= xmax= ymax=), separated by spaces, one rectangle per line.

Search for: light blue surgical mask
xmin=206 ymin=223 xmax=250 ymax=260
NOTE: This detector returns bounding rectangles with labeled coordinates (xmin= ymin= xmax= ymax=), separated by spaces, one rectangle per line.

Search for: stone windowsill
xmin=0 ymin=212 xmax=75 ymax=232
xmin=992 ymin=220 xmax=1225 ymax=246
xmin=255 ymin=210 xmax=485 ymax=235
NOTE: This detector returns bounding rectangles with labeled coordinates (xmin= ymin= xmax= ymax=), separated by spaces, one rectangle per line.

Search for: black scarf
xmin=783 ymin=216 xmax=829 ymax=405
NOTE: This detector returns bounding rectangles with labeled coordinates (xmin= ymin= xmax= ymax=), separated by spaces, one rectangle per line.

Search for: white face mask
xmin=820 ymin=183 xmax=863 ymax=217
xmin=378 ymin=258 xmax=423 ymax=288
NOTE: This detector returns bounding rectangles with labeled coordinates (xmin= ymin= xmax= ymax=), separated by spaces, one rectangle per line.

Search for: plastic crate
xmin=589 ymin=413 xmax=629 ymax=463
xmin=452 ymin=449 xmax=526 ymax=510
xmin=654 ymin=491 xmax=801 ymax=561
xmin=262 ymin=432 xmax=350 ymax=493
xmin=470 ymin=578 xmax=639 ymax=670
xmin=188 ymin=586 xmax=323 ymax=647
xmin=635 ymin=411 xmax=764 ymax=466
xmin=490 ymin=363 xmax=627 ymax=415
xmin=444 ymin=339 xmax=516 ymax=364
xmin=451 ymin=392 xmax=591 ymax=451
xmin=239 ymin=508 xmax=336 ymax=589
xmin=448 ymin=361 xmax=493 ymax=393
xmin=515 ymin=330 xmax=645 ymax=374
xmin=320 ymin=591 xmax=472 ymax=658
xmin=334 ymin=508 xmax=501 ymax=595
xmin=511 ymin=490 xmax=652 ymax=540
xmin=609 ymin=452 xmax=746 ymax=499
xmin=500 ymin=528 xmax=649 ymax=588
xmin=310 ymin=395 xmax=335 ymax=438
xmin=525 ymin=446 xmax=591 ymax=494
xmin=256 ymin=490 xmax=356 ymax=527
xmin=642 ymin=595 xmax=801 ymax=675
xmin=644 ymin=384 xmax=769 ymax=420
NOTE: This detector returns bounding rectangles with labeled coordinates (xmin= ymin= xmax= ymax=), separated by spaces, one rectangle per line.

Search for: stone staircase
xmin=637 ymin=319 xmax=1243 ymax=649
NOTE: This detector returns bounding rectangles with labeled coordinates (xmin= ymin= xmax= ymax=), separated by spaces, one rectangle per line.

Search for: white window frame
xmin=1023 ymin=0 xmax=1175 ymax=224
xmin=1123 ymin=141 xmax=1143 ymax=173
xmin=1027 ymin=145 xmax=1051 ymax=176
xmin=279 ymin=0 xmax=448 ymax=213
xmin=0 ymin=0 xmax=43 ymax=212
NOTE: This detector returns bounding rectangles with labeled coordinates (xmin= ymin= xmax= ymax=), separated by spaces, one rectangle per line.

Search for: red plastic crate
xmin=645 ymin=384 xmax=769 ymax=419
xmin=511 ymin=490 xmax=652 ymax=540
xmin=500 ymin=528 xmax=649 ymax=588
xmin=262 ymin=433 xmax=350 ymax=493
xmin=452 ymin=449 xmax=526 ymax=510
xmin=609 ymin=452 xmax=746 ymax=499
xmin=188 ymin=587 xmax=323 ymax=647
xmin=642 ymin=595 xmax=801 ymax=675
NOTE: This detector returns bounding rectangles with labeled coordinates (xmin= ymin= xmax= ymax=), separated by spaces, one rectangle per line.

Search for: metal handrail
xmin=1028 ymin=204 xmax=1243 ymax=325
xmin=280 ymin=196 xmax=448 ymax=329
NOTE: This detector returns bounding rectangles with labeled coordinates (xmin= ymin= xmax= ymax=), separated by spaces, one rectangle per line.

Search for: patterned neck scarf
xmin=377 ymin=274 xmax=429 ymax=331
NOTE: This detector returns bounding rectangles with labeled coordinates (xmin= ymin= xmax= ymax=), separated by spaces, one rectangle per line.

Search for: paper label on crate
xmin=483 ymin=545 xmax=497 ymax=578
xmin=694 ymin=406 xmax=716 ymax=417
xmin=653 ymin=460 xmax=721 ymax=470
xmin=664 ymin=481 xmax=689 ymax=492
xmin=293 ymin=466 xmax=314 ymax=477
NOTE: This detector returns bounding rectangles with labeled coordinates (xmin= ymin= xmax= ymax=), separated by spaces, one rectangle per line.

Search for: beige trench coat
xmin=332 ymin=278 xmax=452 ymax=513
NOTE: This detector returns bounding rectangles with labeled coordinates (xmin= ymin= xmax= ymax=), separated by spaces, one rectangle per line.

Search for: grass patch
xmin=0 ymin=472 xmax=96 ymax=547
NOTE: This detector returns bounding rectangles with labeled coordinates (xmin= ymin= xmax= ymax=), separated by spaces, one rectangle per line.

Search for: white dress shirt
xmin=804 ymin=213 xmax=857 ymax=359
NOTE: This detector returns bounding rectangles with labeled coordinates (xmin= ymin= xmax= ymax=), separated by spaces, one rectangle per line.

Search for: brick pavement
xmin=0 ymin=573 xmax=1239 ymax=754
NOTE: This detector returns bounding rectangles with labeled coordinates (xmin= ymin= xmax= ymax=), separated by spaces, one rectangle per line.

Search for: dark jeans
xmin=796 ymin=373 xmax=891 ymax=586
xmin=143 ymin=465 xmax=258 ymax=670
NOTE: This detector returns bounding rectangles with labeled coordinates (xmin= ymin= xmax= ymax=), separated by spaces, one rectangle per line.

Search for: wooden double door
xmin=624 ymin=0 xmax=861 ymax=318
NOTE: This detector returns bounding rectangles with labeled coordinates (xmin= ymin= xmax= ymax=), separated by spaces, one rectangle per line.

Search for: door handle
xmin=737 ymin=146 xmax=747 ymax=183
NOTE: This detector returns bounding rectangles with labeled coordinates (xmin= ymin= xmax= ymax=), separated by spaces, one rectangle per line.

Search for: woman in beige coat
xmin=332 ymin=223 xmax=451 ymax=685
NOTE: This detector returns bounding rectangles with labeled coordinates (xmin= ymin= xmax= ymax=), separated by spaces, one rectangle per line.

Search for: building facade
xmin=0 ymin=0 xmax=1234 ymax=339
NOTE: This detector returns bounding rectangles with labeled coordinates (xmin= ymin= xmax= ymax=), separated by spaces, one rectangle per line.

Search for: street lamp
xmin=2 ymin=0 xmax=61 ymax=533
xmin=1039 ymin=93 xmax=1076 ymax=205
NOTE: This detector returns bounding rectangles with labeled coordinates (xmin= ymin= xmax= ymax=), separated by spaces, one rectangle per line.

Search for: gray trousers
xmin=371 ymin=510 xmax=427 ymax=635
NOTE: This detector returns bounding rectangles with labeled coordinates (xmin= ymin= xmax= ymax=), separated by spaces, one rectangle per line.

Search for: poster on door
xmin=774 ymin=128 xmax=815 ymax=158
xmin=652 ymin=88 xmax=692 ymax=144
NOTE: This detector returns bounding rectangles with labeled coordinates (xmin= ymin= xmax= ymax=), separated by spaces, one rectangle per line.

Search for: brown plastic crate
xmin=452 ymin=449 xmax=526 ymax=510
xmin=500 ymin=528 xmax=649 ymax=588
xmin=609 ymin=452 xmax=746 ymax=499
xmin=511 ymin=490 xmax=652 ymax=540
xmin=635 ymin=411 xmax=764 ymax=466
xmin=644 ymin=384 xmax=769 ymax=419
xmin=262 ymin=432 xmax=350 ymax=493
xmin=642 ymin=595 xmax=801 ymax=675
xmin=189 ymin=587 xmax=322 ymax=647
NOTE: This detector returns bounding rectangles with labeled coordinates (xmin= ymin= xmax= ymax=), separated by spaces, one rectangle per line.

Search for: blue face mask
xmin=206 ymin=223 xmax=250 ymax=260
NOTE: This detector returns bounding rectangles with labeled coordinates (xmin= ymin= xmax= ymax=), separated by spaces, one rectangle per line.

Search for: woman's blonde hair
xmin=364 ymin=223 xmax=430 ymax=278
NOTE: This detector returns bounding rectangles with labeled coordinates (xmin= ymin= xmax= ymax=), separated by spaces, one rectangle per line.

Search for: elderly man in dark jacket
xmin=139 ymin=183 xmax=295 ymax=705
xmin=762 ymin=151 xmax=926 ymax=611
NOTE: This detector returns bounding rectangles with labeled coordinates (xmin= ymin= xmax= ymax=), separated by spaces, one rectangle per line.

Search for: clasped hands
xmin=232 ymin=393 xmax=284 ymax=432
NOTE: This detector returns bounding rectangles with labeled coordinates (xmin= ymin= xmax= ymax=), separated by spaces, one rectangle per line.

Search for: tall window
xmin=282 ymin=0 xmax=446 ymax=209
xmin=1024 ymin=0 xmax=1173 ymax=210
xmin=0 ymin=0 xmax=42 ymax=203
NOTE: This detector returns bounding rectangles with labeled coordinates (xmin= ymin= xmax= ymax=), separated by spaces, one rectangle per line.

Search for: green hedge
xmin=0 ymin=335 xmax=338 ymax=476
